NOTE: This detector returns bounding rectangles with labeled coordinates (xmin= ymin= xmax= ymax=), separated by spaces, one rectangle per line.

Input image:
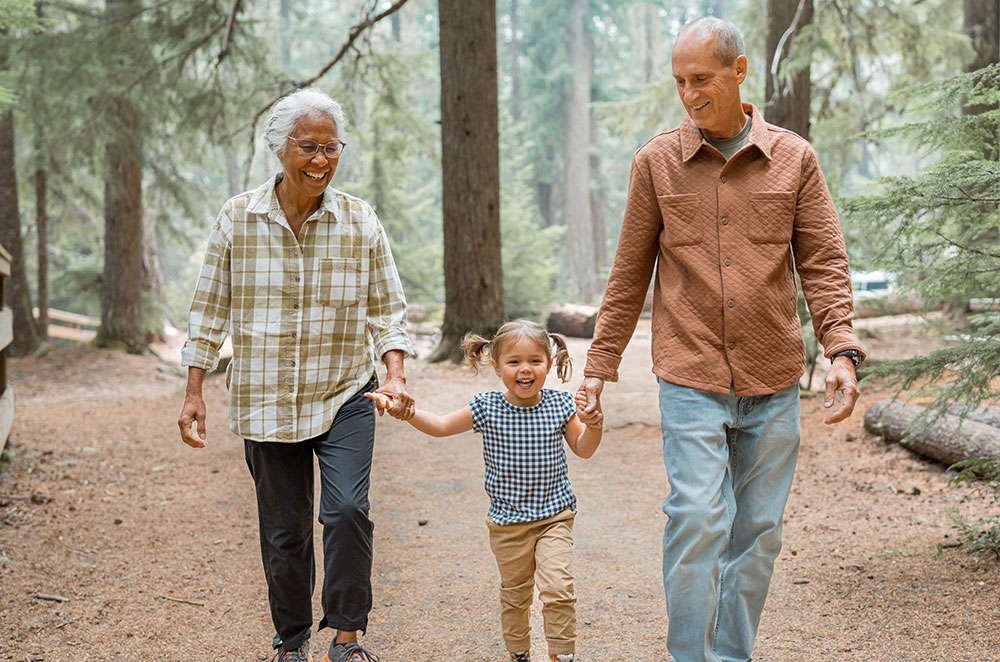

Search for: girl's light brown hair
xmin=460 ymin=319 xmax=573 ymax=383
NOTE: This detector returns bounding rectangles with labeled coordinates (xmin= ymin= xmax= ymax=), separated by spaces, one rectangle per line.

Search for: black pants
xmin=244 ymin=377 xmax=377 ymax=651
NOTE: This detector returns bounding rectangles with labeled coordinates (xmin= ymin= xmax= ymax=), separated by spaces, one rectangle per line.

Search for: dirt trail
xmin=1 ymin=321 xmax=998 ymax=661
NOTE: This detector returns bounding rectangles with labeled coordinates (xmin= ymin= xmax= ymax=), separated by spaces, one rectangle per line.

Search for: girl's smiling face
xmin=492 ymin=335 xmax=552 ymax=407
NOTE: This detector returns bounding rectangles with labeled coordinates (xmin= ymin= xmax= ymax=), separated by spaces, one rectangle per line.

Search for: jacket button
xmin=728 ymin=342 xmax=735 ymax=350
xmin=720 ymin=176 xmax=727 ymax=183
xmin=728 ymin=299 xmax=735 ymax=308
xmin=721 ymin=217 xmax=729 ymax=225
xmin=724 ymin=258 xmax=731 ymax=266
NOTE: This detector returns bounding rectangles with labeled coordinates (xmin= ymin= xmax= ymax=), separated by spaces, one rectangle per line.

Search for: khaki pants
xmin=488 ymin=509 xmax=576 ymax=657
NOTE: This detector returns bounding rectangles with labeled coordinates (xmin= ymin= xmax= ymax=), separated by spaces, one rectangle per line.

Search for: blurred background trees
xmin=0 ymin=0 xmax=992 ymax=361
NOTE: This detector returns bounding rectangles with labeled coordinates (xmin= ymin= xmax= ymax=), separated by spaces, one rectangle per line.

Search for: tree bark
xmin=764 ymin=0 xmax=814 ymax=139
xmin=947 ymin=403 xmax=1000 ymax=429
xmin=96 ymin=0 xmax=146 ymax=354
xmin=34 ymin=133 xmax=48 ymax=342
xmin=546 ymin=304 xmax=598 ymax=338
xmin=963 ymin=0 xmax=999 ymax=116
xmin=564 ymin=0 xmax=597 ymax=302
xmin=431 ymin=0 xmax=504 ymax=363
xmin=0 ymin=33 xmax=41 ymax=357
xmin=864 ymin=401 xmax=1000 ymax=466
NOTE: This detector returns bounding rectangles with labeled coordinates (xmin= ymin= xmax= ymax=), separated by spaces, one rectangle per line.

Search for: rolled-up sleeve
xmin=366 ymin=219 xmax=414 ymax=360
xmin=181 ymin=211 xmax=232 ymax=370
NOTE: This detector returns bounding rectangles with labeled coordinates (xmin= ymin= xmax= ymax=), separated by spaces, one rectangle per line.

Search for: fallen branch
xmin=0 ymin=494 xmax=51 ymax=503
xmin=155 ymin=594 xmax=205 ymax=607
xmin=864 ymin=400 xmax=1000 ymax=467
xmin=32 ymin=593 xmax=69 ymax=603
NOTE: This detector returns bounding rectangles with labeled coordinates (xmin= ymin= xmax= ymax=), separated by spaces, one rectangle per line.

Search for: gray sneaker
xmin=324 ymin=641 xmax=380 ymax=662
xmin=273 ymin=639 xmax=312 ymax=662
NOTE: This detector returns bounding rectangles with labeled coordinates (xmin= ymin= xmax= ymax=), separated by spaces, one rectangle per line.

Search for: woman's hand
xmin=377 ymin=375 xmax=414 ymax=420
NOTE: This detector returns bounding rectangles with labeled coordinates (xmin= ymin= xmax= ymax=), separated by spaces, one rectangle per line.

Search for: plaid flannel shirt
xmin=181 ymin=176 xmax=414 ymax=442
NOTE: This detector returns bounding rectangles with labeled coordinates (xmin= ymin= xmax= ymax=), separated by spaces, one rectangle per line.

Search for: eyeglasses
xmin=285 ymin=136 xmax=347 ymax=159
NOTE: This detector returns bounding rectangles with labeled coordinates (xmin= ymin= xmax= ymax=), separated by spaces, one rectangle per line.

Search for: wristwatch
xmin=830 ymin=349 xmax=862 ymax=368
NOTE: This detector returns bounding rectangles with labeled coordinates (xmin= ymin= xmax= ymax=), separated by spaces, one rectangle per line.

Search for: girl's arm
xmin=564 ymin=410 xmax=603 ymax=459
xmin=366 ymin=393 xmax=473 ymax=437
xmin=409 ymin=406 xmax=475 ymax=437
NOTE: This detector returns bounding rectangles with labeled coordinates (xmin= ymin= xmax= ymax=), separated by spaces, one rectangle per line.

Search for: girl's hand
xmin=365 ymin=391 xmax=394 ymax=415
xmin=577 ymin=407 xmax=603 ymax=429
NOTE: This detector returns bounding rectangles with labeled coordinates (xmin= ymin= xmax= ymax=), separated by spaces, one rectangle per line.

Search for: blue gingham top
xmin=469 ymin=389 xmax=578 ymax=525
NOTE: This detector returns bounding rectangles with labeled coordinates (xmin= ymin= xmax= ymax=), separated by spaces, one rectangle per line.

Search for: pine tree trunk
xmin=564 ymin=0 xmax=597 ymax=302
xmin=589 ymin=109 xmax=607 ymax=277
xmin=962 ymin=0 xmax=999 ymax=152
xmin=431 ymin=0 xmax=504 ymax=363
xmin=0 ymin=35 xmax=40 ymax=357
xmin=864 ymin=401 xmax=1000 ymax=466
xmin=97 ymin=0 xmax=146 ymax=354
xmin=764 ymin=0 xmax=813 ymax=139
xmin=34 ymin=138 xmax=48 ymax=342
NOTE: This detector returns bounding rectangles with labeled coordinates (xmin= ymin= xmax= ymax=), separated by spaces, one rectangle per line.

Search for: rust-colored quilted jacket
xmin=585 ymin=103 xmax=864 ymax=397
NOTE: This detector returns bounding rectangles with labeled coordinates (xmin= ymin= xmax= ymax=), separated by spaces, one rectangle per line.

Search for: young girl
xmin=368 ymin=319 xmax=603 ymax=662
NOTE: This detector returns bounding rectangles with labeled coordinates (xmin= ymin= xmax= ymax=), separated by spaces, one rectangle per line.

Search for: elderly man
xmin=579 ymin=17 xmax=864 ymax=662
xmin=178 ymin=88 xmax=412 ymax=662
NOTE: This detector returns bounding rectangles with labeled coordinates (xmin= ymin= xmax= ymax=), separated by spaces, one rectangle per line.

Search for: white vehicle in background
xmin=851 ymin=270 xmax=898 ymax=301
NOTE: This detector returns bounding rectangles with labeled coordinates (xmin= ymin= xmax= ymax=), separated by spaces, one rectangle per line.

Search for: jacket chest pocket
xmin=314 ymin=257 xmax=362 ymax=309
xmin=657 ymin=194 xmax=703 ymax=247
xmin=748 ymin=191 xmax=796 ymax=244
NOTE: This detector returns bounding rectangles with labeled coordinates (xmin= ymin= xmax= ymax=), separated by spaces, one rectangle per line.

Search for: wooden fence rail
xmin=32 ymin=307 xmax=99 ymax=343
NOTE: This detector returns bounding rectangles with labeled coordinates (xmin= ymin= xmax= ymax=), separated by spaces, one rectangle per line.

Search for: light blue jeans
xmin=658 ymin=380 xmax=801 ymax=662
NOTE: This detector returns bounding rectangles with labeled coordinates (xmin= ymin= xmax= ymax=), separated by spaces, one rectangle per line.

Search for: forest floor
xmin=1 ymin=316 xmax=998 ymax=662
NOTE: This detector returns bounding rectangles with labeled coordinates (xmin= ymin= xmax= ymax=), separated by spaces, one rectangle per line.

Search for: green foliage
xmin=949 ymin=457 xmax=1000 ymax=558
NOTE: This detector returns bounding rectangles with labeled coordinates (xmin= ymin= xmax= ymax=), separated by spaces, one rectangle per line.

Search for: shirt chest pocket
xmin=748 ymin=191 xmax=796 ymax=244
xmin=657 ymin=194 xmax=703 ymax=247
xmin=314 ymin=257 xmax=362 ymax=309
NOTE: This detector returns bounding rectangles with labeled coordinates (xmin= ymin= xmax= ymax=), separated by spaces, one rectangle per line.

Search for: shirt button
xmin=720 ymin=176 xmax=727 ymax=183
xmin=293 ymin=303 xmax=299 ymax=309
xmin=728 ymin=299 xmax=735 ymax=308
xmin=724 ymin=258 xmax=731 ymax=266
xmin=293 ymin=275 xmax=300 ymax=283
xmin=721 ymin=217 xmax=729 ymax=225
xmin=728 ymin=342 xmax=735 ymax=350
xmin=291 ymin=332 xmax=297 ymax=338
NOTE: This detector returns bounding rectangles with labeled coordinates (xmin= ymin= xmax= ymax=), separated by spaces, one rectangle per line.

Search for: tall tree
xmin=564 ymin=0 xmax=597 ymax=302
xmin=95 ymin=0 xmax=146 ymax=353
xmin=962 ymin=1 xmax=999 ymax=132
xmin=33 ymin=130 xmax=47 ymax=343
xmin=431 ymin=0 xmax=504 ymax=362
xmin=765 ymin=0 xmax=814 ymax=139
xmin=0 ymin=28 xmax=41 ymax=356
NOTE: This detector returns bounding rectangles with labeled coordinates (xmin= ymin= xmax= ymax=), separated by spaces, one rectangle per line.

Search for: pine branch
xmin=216 ymin=0 xmax=244 ymax=66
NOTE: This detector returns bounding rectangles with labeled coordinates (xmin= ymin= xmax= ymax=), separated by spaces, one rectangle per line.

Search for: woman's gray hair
xmin=263 ymin=88 xmax=349 ymax=160
xmin=677 ymin=17 xmax=745 ymax=66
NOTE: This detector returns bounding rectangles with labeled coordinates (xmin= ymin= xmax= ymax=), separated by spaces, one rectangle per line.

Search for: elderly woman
xmin=178 ymin=88 xmax=413 ymax=662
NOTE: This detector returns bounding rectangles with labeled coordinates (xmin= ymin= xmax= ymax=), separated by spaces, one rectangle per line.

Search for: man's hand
xmin=823 ymin=357 xmax=860 ymax=425
xmin=577 ymin=377 xmax=605 ymax=416
xmin=178 ymin=393 xmax=207 ymax=448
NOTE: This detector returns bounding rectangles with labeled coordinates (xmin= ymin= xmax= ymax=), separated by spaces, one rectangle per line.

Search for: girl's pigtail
xmin=548 ymin=332 xmax=573 ymax=383
xmin=460 ymin=333 xmax=492 ymax=375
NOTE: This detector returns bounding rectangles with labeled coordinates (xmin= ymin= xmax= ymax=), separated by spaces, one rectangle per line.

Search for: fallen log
xmin=945 ymin=403 xmax=1000 ymax=429
xmin=864 ymin=400 xmax=1000 ymax=467
xmin=546 ymin=304 xmax=598 ymax=338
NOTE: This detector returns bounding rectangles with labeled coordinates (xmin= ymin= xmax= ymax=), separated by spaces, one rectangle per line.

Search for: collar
xmin=246 ymin=174 xmax=341 ymax=221
xmin=679 ymin=103 xmax=773 ymax=163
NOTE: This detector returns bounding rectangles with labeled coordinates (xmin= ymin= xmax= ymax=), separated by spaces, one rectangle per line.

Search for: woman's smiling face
xmin=278 ymin=110 xmax=339 ymax=203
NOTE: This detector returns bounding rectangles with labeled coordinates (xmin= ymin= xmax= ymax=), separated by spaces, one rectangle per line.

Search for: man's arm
xmin=582 ymin=152 xmax=662 ymax=411
xmin=791 ymin=146 xmax=865 ymax=423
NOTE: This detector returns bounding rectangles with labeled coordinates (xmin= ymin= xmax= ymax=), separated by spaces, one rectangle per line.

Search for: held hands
xmin=573 ymin=390 xmax=603 ymax=429
xmin=823 ymin=357 xmax=860 ymax=425
xmin=365 ymin=387 xmax=415 ymax=421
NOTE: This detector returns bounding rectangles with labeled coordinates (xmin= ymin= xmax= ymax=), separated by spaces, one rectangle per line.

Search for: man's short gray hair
xmin=263 ymin=88 xmax=349 ymax=159
xmin=677 ymin=17 xmax=745 ymax=66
